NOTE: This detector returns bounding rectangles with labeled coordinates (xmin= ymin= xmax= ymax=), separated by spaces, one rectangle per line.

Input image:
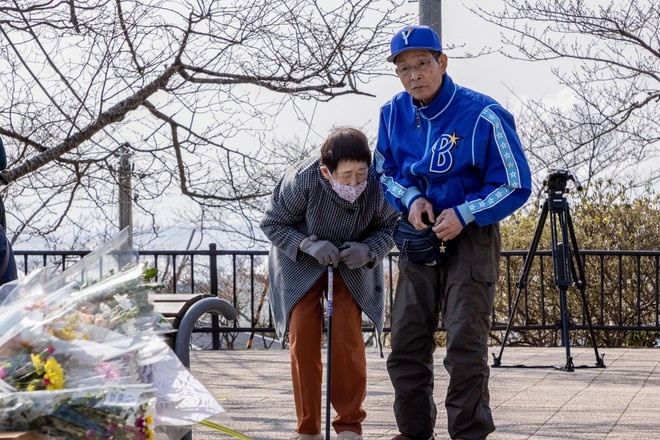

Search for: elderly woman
xmin=260 ymin=126 xmax=398 ymax=440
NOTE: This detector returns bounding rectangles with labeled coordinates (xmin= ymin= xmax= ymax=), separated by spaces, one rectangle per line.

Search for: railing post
xmin=209 ymin=243 xmax=220 ymax=349
xmin=210 ymin=243 xmax=218 ymax=297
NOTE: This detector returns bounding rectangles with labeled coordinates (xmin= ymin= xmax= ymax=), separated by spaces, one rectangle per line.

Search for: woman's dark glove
xmin=339 ymin=241 xmax=373 ymax=269
xmin=299 ymin=235 xmax=341 ymax=267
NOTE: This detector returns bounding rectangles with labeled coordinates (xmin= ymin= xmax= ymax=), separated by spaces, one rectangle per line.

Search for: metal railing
xmin=13 ymin=246 xmax=660 ymax=348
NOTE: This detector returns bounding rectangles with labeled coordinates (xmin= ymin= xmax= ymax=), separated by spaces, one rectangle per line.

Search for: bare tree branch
xmin=471 ymin=0 xmax=659 ymax=190
xmin=0 ymin=0 xmax=410 ymax=246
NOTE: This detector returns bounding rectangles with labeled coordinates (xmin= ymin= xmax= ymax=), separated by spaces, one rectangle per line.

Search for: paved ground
xmin=188 ymin=347 xmax=660 ymax=440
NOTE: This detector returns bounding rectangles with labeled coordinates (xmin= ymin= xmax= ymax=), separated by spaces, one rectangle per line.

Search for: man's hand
xmin=408 ymin=197 xmax=436 ymax=230
xmin=431 ymin=208 xmax=463 ymax=241
xmin=339 ymin=242 xmax=373 ymax=269
xmin=299 ymin=235 xmax=341 ymax=266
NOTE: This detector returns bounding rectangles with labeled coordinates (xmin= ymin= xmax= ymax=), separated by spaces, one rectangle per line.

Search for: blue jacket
xmin=375 ymin=74 xmax=532 ymax=226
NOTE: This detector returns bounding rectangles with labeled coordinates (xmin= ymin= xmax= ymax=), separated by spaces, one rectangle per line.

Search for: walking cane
xmin=325 ymin=264 xmax=334 ymax=440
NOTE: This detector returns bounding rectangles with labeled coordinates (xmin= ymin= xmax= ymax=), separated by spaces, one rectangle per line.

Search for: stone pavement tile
xmin=188 ymin=347 xmax=660 ymax=440
xmin=607 ymin=410 xmax=660 ymax=439
xmin=525 ymin=420 xmax=613 ymax=440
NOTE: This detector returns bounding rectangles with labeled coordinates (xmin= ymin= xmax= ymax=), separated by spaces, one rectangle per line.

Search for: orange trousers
xmin=289 ymin=271 xmax=367 ymax=435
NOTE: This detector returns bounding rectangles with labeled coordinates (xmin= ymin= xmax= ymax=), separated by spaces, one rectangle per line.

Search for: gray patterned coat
xmin=260 ymin=157 xmax=398 ymax=345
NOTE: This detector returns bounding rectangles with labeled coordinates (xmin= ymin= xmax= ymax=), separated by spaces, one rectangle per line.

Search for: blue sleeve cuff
xmin=402 ymin=187 xmax=422 ymax=211
xmin=454 ymin=203 xmax=475 ymax=227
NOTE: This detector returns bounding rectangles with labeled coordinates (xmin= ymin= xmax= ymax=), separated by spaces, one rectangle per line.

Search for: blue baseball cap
xmin=388 ymin=25 xmax=442 ymax=63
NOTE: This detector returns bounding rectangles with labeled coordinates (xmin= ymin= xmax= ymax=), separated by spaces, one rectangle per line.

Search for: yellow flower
xmin=144 ymin=412 xmax=155 ymax=439
xmin=31 ymin=353 xmax=45 ymax=374
xmin=44 ymin=357 xmax=65 ymax=390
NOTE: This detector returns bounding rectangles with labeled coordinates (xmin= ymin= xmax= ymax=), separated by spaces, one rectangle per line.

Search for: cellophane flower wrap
xmin=0 ymin=229 xmax=223 ymax=439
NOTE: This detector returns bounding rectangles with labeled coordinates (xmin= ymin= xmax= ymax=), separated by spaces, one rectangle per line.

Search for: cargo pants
xmin=387 ymin=222 xmax=499 ymax=440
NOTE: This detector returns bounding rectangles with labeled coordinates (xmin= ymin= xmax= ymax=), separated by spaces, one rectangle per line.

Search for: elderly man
xmin=374 ymin=25 xmax=532 ymax=440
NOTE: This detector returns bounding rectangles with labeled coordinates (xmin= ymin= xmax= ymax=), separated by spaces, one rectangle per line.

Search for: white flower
xmin=114 ymin=294 xmax=133 ymax=311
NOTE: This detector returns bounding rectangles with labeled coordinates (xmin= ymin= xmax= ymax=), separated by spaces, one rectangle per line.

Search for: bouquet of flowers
xmin=0 ymin=230 xmax=224 ymax=439
xmin=0 ymin=385 xmax=155 ymax=439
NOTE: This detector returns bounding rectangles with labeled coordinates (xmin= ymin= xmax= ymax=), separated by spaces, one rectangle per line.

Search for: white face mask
xmin=328 ymin=174 xmax=367 ymax=204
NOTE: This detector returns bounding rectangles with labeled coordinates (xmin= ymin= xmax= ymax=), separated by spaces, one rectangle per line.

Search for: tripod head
xmin=542 ymin=169 xmax=583 ymax=198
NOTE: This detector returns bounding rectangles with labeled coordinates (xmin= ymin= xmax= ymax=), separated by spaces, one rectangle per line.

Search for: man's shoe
xmin=336 ymin=432 xmax=363 ymax=440
xmin=290 ymin=433 xmax=323 ymax=440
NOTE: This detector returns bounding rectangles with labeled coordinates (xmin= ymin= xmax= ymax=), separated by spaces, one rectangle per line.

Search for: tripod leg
xmin=566 ymin=208 xmax=606 ymax=367
xmin=492 ymin=201 xmax=549 ymax=367
xmin=549 ymin=206 xmax=574 ymax=371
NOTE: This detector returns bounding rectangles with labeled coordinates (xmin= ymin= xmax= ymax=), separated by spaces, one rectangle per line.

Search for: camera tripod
xmin=492 ymin=170 xmax=606 ymax=371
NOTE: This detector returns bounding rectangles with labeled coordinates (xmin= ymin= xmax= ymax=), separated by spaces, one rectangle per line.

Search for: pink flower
xmin=95 ymin=363 xmax=119 ymax=379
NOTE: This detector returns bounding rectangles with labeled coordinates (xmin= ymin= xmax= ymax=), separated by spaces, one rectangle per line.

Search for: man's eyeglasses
xmin=395 ymin=57 xmax=437 ymax=78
